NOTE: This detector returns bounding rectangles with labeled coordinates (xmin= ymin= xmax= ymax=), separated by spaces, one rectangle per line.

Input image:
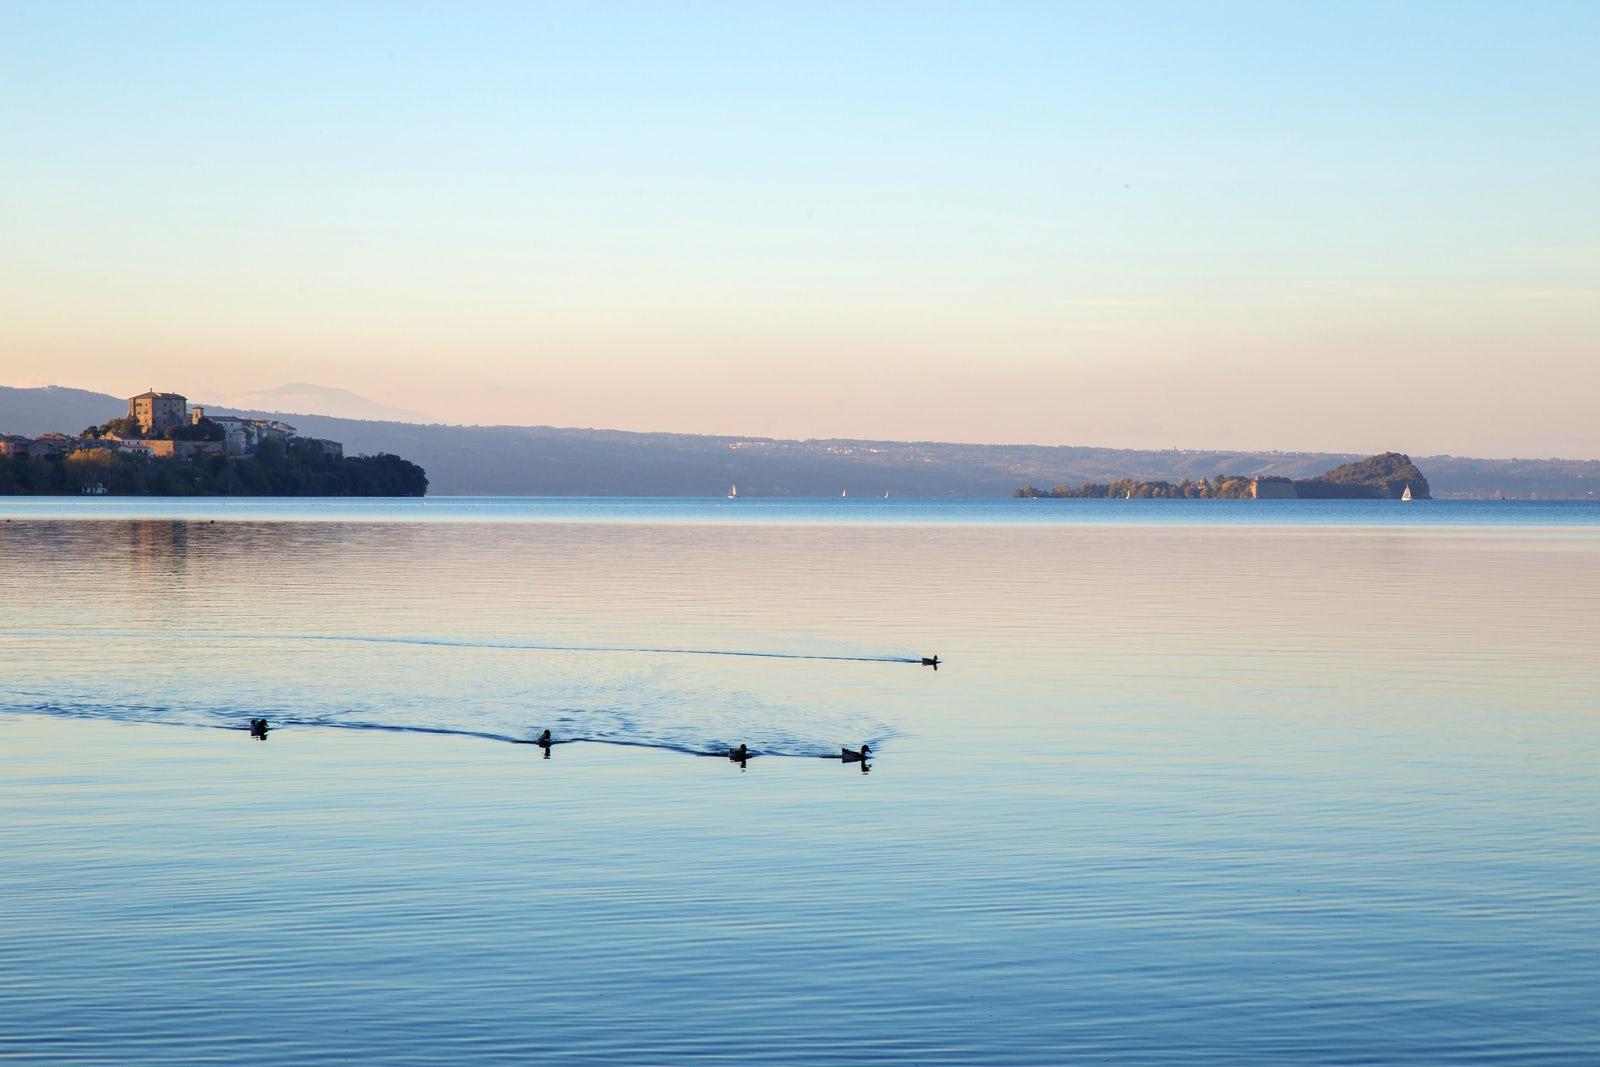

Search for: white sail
xmin=1401 ymin=485 xmax=1412 ymax=501
xmin=728 ymin=484 xmax=738 ymax=499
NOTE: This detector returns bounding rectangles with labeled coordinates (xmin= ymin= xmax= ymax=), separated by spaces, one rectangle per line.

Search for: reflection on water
xmin=2 ymin=507 xmax=1599 ymax=1064
xmin=1 ymin=519 xmax=912 ymax=758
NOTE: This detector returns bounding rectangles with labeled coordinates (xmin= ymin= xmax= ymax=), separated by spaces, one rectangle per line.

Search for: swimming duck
xmin=535 ymin=729 xmax=552 ymax=748
xmin=841 ymin=743 xmax=871 ymax=763
xmin=729 ymin=743 xmax=748 ymax=764
xmin=248 ymin=718 xmax=270 ymax=740
xmin=921 ymin=655 xmax=940 ymax=670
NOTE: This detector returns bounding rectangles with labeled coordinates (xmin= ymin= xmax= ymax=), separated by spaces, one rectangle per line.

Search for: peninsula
xmin=0 ymin=389 xmax=427 ymax=496
xmin=1014 ymin=453 xmax=1431 ymax=500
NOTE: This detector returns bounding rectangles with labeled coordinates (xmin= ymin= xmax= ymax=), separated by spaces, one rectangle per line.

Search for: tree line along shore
xmin=1014 ymin=453 xmax=1431 ymax=500
xmin=0 ymin=436 xmax=427 ymax=496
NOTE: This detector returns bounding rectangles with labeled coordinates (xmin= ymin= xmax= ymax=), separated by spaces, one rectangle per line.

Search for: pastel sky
xmin=2 ymin=1 xmax=1597 ymax=456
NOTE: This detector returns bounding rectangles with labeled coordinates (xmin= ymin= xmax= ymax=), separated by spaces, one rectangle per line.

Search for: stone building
xmin=189 ymin=407 xmax=306 ymax=457
xmin=128 ymin=391 xmax=188 ymax=433
xmin=117 ymin=439 xmax=177 ymax=459
xmin=192 ymin=407 xmax=252 ymax=456
xmin=26 ymin=433 xmax=87 ymax=458
xmin=117 ymin=439 xmax=223 ymax=460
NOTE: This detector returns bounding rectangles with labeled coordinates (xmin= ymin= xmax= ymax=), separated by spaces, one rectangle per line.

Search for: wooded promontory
xmin=0 ymin=438 xmax=428 ymax=496
xmin=1014 ymin=453 xmax=1431 ymax=500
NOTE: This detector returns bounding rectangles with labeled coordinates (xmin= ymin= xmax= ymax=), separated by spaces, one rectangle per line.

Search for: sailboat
xmin=728 ymin=484 xmax=738 ymax=499
xmin=841 ymin=490 xmax=847 ymax=498
xmin=1401 ymin=485 xmax=1413 ymax=502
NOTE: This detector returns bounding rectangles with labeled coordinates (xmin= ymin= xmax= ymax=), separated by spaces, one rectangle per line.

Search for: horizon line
xmin=5 ymin=380 xmax=1599 ymax=466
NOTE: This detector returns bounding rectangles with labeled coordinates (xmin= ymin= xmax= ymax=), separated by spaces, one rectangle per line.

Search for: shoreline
xmin=3 ymin=495 xmax=1599 ymax=530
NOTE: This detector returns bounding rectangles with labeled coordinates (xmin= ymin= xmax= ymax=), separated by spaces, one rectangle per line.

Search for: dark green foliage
xmin=1293 ymin=452 xmax=1430 ymax=499
xmin=162 ymin=418 xmax=225 ymax=442
xmin=78 ymin=415 xmax=224 ymax=442
xmin=82 ymin=416 xmax=141 ymax=438
xmin=1015 ymin=475 xmax=1253 ymax=499
xmin=0 ymin=444 xmax=426 ymax=496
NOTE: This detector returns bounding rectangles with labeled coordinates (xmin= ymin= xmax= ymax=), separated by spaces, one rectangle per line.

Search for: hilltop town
xmin=0 ymin=389 xmax=426 ymax=496
xmin=1 ymin=389 xmax=341 ymax=463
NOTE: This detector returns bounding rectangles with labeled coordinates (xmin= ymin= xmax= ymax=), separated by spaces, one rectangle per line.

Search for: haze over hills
xmin=2 ymin=384 xmax=1596 ymax=499
xmin=210 ymin=383 xmax=440 ymax=424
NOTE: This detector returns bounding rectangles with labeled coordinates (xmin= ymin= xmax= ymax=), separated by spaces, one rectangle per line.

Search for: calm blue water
xmin=2 ymin=500 xmax=1597 ymax=1063
xmin=2 ymin=494 xmax=1598 ymax=525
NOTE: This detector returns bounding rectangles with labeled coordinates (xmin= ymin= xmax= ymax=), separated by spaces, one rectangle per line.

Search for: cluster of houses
xmin=0 ymin=390 xmax=343 ymax=462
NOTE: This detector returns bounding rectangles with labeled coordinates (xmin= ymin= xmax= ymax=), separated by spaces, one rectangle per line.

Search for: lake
xmin=2 ymin=498 xmax=1597 ymax=1063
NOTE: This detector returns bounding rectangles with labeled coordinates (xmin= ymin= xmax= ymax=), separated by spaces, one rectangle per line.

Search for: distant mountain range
xmin=3 ymin=384 xmax=1596 ymax=499
xmin=207 ymin=383 xmax=439 ymax=424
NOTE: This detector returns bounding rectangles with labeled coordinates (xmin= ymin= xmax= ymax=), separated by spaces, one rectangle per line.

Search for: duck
xmin=921 ymin=655 xmax=940 ymax=670
xmin=535 ymin=728 xmax=552 ymax=749
xmin=841 ymin=743 xmax=871 ymax=763
xmin=728 ymin=743 xmax=748 ymax=764
xmin=248 ymin=718 xmax=270 ymax=740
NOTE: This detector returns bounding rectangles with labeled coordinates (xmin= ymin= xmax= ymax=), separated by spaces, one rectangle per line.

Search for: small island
xmin=0 ymin=389 xmax=427 ymax=496
xmin=1014 ymin=452 xmax=1431 ymax=500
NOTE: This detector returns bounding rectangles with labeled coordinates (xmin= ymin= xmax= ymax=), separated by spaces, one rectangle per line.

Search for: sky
xmin=2 ymin=1 xmax=1597 ymax=457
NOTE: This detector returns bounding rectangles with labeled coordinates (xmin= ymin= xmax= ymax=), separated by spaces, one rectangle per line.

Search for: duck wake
xmin=1 ymin=629 xmax=926 ymax=666
xmin=0 ymin=695 xmax=893 ymax=760
xmin=0 ymin=627 xmax=922 ymax=759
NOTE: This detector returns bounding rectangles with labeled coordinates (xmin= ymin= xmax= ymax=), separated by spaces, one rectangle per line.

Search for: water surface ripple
xmin=2 ymin=503 xmax=1597 ymax=1064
